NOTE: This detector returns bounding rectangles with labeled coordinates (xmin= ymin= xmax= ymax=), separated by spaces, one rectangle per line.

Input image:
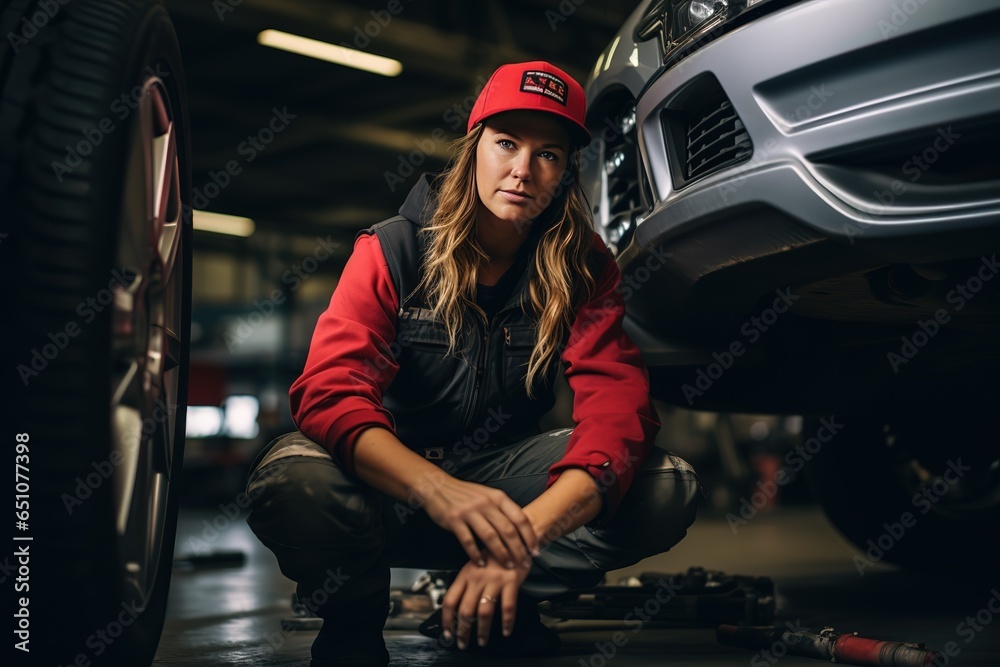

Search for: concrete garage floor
xmin=154 ymin=505 xmax=1000 ymax=667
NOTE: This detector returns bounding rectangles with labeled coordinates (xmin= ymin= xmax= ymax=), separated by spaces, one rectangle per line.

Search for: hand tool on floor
xmin=172 ymin=549 xmax=246 ymax=568
xmin=717 ymin=624 xmax=941 ymax=667
xmin=540 ymin=567 xmax=775 ymax=626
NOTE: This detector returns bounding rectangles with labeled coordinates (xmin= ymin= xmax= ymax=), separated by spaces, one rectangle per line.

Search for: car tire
xmin=0 ymin=0 xmax=190 ymax=664
xmin=804 ymin=412 xmax=999 ymax=575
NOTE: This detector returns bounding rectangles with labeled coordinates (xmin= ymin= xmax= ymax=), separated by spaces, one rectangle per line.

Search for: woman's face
xmin=475 ymin=110 xmax=571 ymax=229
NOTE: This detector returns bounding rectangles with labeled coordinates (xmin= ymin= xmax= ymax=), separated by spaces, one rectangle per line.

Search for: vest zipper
xmin=461 ymin=300 xmax=529 ymax=432
xmin=461 ymin=310 xmax=490 ymax=432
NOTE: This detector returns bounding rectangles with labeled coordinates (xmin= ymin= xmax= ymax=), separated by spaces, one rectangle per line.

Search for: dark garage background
xmin=145 ymin=2 xmax=1000 ymax=666
xmin=171 ymin=0 xmax=649 ymax=481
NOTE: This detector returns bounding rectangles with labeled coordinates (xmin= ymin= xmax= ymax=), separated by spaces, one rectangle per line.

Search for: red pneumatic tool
xmin=717 ymin=624 xmax=942 ymax=667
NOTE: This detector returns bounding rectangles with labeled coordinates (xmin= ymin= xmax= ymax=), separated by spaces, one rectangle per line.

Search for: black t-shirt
xmin=473 ymin=224 xmax=541 ymax=321
xmin=475 ymin=263 xmax=521 ymax=320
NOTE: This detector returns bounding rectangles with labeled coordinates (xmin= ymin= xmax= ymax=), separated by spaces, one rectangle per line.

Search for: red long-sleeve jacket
xmin=289 ymin=186 xmax=660 ymax=520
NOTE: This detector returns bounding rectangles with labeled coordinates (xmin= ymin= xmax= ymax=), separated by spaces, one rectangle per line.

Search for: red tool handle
xmin=834 ymin=634 xmax=941 ymax=667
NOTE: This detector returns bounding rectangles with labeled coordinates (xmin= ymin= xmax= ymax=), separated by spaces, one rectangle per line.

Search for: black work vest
xmin=357 ymin=216 xmax=560 ymax=453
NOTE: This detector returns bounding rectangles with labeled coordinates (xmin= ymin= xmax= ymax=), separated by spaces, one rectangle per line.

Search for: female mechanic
xmin=245 ymin=60 xmax=700 ymax=667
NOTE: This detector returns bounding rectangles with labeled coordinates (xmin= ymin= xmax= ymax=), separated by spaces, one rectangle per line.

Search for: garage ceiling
xmin=165 ymin=0 xmax=640 ymax=242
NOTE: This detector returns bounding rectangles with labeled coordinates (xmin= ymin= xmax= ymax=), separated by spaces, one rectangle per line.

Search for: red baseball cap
xmin=468 ymin=61 xmax=591 ymax=147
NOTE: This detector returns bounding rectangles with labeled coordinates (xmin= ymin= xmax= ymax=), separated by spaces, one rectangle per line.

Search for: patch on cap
xmin=520 ymin=70 xmax=568 ymax=106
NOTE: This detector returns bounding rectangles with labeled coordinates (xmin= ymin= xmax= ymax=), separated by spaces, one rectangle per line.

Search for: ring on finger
xmin=479 ymin=595 xmax=497 ymax=605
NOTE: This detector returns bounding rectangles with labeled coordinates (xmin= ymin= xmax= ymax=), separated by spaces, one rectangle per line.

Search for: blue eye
xmin=498 ymin=139 xmax=515 ymax=150
xmin=539 ymin=151 xmax=558 ymax=161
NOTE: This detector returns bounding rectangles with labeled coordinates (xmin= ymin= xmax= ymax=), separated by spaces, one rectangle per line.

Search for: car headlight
xmin=671 ymin=0 xmax=728 ymax=38
xmin=637 ymin=0 xmax=782 ymax=63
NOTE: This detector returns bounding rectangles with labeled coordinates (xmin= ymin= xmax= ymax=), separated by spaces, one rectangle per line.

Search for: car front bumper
xmin=629 ymin=0 xmax=1000 ymax=266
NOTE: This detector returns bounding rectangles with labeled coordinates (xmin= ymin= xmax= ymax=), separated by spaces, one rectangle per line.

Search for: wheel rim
xmin=110 ymin=75 xmax=184 ymax=609
xmin=883 ymin=420 xmax=1000 ymax=520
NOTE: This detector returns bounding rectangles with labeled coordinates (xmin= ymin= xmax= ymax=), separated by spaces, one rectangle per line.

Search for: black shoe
xmin=308 ymin=604 xmax=390 ymax=667
xmin=295 ymin=570 xmax=392 ymax=667
xmin=417 ymin=594 xmax=560 ymax=657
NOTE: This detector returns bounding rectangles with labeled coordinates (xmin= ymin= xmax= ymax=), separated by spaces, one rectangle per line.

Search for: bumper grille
xmin=662 ymin=74 xmax=753 ymax=189
xmin=687 ymin=99 xmax=752 ymax=180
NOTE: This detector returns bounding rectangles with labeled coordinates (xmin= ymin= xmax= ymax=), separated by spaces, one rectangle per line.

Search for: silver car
xmin=583 ymin=0 xmax=1000 ymax=571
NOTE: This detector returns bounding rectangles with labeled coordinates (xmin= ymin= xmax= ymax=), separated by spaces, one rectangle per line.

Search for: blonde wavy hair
xmin=413 ymin=123 xmax=597 ymax=398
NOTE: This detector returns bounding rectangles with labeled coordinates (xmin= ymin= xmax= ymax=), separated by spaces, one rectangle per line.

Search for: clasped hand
xmin=420 ymin=474 xmax=539 ymax=568
xmin=440 ymin=555 xmax=531 ymax=649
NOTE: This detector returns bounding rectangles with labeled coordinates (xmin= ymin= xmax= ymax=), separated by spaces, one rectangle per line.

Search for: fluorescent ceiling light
xmin=257 ymin=29 xmax=403 ymax=77
xmin=222 ymin=396 xmax=261 ymax=439
xmin=192 ymin=210 xmax=256 ymax=237
xmin=186 ymin=406 xmax=224 ymax=438
xmin=185 ymin=396 xmax=260 ymax=439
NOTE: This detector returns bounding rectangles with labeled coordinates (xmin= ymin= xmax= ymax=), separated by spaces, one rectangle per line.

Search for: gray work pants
xmin=245 ymin=428 xmax=700 ymax=614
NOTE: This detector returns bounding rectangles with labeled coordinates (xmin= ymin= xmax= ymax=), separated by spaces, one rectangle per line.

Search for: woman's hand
xmin=419 ymin=473 xmax=539 ymax=569
xmin=440 ymin=555 xmax=531 ymax=650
